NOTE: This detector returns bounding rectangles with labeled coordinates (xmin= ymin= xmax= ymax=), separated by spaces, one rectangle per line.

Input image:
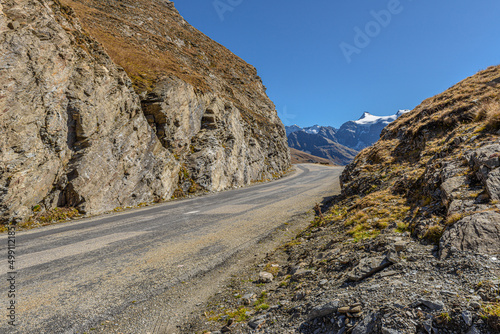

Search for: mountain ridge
xmin=286 ymin=110 xmax=409 ymax=164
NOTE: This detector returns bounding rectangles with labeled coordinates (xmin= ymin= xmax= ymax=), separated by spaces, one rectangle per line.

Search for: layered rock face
xmin=0 ymin=0 xmax=179 ymax=223
xmin=0 ymin=0 xmax=289 ymax=223
xmin=60 ymin=0 xmax=290 ymax=194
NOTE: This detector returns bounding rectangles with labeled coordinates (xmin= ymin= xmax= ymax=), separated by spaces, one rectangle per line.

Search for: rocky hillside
xmin=0 ymin=0 xmax=289 ymax=225
xmin=289 ymin=148 xmax=335 ymax=165
xmin=183 ymin=66 xmax=500 ymax=334
xmin=341 ymin=65 xmax=500 ymax=255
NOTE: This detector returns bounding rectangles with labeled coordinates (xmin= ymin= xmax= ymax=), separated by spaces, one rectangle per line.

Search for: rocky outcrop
xmin=470 ymin=143 xmax=500 ymax=201
xmin=440 ymin=212 xmax=500 ymax=258
xmin=0 ymin=0 xmax=290 ymax=224
xmin=0 ymin=0 xmax=178 ymax=223
xmin=141 ymin=76 xmax=289 ymax=194
xmin=61 ymin=0 xmax=290 ymax=196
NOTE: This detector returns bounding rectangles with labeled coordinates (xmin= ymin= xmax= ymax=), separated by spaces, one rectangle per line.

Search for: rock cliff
xmin=0 ymin=0 xmax=289 ymax=224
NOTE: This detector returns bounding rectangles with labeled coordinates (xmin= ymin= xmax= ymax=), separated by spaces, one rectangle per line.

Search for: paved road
xmin=0 ymin=164 xmax=343 ymax=333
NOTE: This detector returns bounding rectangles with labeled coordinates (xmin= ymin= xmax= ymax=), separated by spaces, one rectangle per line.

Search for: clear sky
xmin=175 ymin=0 xmax=500 ymax=128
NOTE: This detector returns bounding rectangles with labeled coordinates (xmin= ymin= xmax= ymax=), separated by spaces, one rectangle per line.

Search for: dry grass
xmin=321 ymin=189 xmax=411 ymax=242
xmin=9 ymin=207 xmax=81 ymax=231
xmin=481 ymin=302 xmax=500 ymax=330
xmin=58 ymin=0 xmax=275 ymax=128
xmin=475 ymin=99 xmax=500 ymax=131
xmin=423 ymin=224 xmax=445 ymax=244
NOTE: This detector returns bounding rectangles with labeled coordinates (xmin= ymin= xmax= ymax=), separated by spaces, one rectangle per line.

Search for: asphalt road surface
xmin=0 ymin=164 xmax=343 ymax=334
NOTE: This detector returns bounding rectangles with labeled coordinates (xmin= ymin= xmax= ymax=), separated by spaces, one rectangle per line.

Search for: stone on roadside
xmin=466 ymin=326 xmax=481 ymax=334
xmin=308 ymin=300 xmax=340 ymax=320
xmin=352 ymin=312 xmax=379 ymax=334
xmin=242 ymin=293 xmax=257 ymax=305
xmin=470 ymin=301 xmax=481 ymax=310
xmin=259 ymin=271 xmax=273 ymax=283
xmin=440 ymin=212 xmax=500 ymax=258
xmin=386 ymin=251 xmax=400 ymax=264
xmin=291 ymin=268 xmax=314 ymax=281
xmin=248 ymin=315 xmax=266 ymax=330
xmin=394 ymin=241 xmax=407 ymax=252
xmin=413 ymin=298 xmax=444 ymax=311
xmin=348 ymin=256 xmax=392 ymax=281
xmin=462 ymin=310 xmax=473 ymax=327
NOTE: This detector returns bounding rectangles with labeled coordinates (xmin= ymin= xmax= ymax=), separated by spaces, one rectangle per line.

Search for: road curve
xmin=0 ymin=164 xmax=343 ymax=334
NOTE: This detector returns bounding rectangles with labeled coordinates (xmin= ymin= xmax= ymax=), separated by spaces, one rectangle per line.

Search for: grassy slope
xmin=289 ymin=147 xmax=336 ymax=165
xmin=334 ymin=65 xmax=500 ymax=242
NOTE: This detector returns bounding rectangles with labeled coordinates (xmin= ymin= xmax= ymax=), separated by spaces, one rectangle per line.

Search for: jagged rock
xmin=352 ymin=312 xmax=379 ymax=334
xmin=471 ymin=143 xmax=500 ymax=200
xmin=440 ymin=212 xmax=500 ymax=258
xmin=484 ymin=168 xmax=500 ymax=201
xmin=347 ymin=256 xmax=391 ymax=281
xmin=423 ymin=319 xmax=433 ymax=334
xmin=386 ymin=251 xmax=400 ymax=264
xmin=291 ymin=268 xmax=315 ymax=281
xmin=471 ymin=144 xmax=500 ymax=169
xmin=466 ymin=326 xmax=481 ymax=334
xmin=62 ymin=0 xmax=291 ymax=196
xmin=241 ymin=293 xmax=256 ymax=305
xmin=248 ymin=315 xmax=266 ymax=330
xmin=308 ymin=300 xmax=339 ymax=320
xmin=462 ymin=310 xmax=473 ymax=327
xmin=413 ymin=298 xmax=445 ymax=311
xmin=440 ymin=175 xmax=467 ymax=208
xmin=258 ymin=271 xmax=273 ymax=283
xmin=394 ymin=241 xmax=407 ymax=252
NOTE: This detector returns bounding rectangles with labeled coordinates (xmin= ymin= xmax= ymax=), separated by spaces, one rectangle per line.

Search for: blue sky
xmin=175 ymin=1 xmax=500 ymax=128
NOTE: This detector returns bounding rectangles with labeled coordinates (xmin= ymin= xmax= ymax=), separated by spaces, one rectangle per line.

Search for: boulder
xmin=347 ymin=256 xmax=391 ymax=281
xmin=258 ymin=271 xmax=273 ymax=283
xmin=440 ymin=211 xmax=500 ymax=258
xmin=352 ymin=312 xmax=379 ymax=334
xmin=471 ymin=144 xmax=500 ymax=200
xmin=308 ymin=301 xmax=339 ymax=320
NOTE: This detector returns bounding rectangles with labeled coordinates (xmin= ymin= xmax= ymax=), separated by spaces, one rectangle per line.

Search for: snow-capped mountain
xmin=336 ymin=110 xmax=410 ymax=150
xmin=353 ymin=110 xmax=410 ymax=126
xmin=285 ymin=124 xmax=302 ymax=137
xmin=286 ymin=110 xmax=410 ymax=164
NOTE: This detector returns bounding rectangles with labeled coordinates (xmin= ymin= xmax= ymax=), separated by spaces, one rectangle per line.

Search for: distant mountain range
xmin=286 ymin=110 xmax=410 ymax=165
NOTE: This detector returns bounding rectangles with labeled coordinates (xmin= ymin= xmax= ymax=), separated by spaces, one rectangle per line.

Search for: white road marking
xmin=204 ymin=204 xmax=254 ymax=215
xmin=9 ymin=232 xmax=148 ymax=272
xmin=184 ymin=211 xmax=200 ymax=215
